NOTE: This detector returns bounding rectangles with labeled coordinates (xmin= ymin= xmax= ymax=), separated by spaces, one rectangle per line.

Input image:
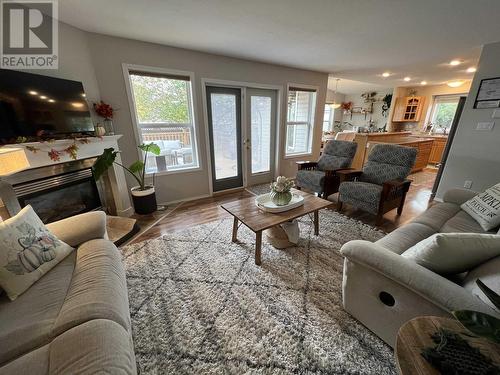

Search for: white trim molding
xmin=121 ymin=63 xmax=203 ymax=176
xmin=200 ymin=77 xmax=283 ymax=194
xmin=283 ymin=83 xmax=319 ymax=160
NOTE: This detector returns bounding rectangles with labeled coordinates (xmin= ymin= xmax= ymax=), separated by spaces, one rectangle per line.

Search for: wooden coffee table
xmin=221 ymin=189 xmax=332 ymax=265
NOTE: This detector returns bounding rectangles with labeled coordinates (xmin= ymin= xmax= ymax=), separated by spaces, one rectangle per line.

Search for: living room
xmin=1 ymin=1 xmax=500 ymax=374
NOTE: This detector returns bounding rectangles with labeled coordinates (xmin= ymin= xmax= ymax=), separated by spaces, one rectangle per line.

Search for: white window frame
xmin=322 ymin=104 xmax=334 ymax=132
xmin=425 ymin=94 xmax=463 ymax=133
xmin=284 ymin=83 xmax=318 ymax=158
xmin=122 ymin=63 xmax=202 ymax=176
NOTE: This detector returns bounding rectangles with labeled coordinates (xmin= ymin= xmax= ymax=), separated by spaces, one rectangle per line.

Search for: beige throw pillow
xmin=461 ymin=184 xmax=500 ymax=231
xmin=402 ymin=233 xmax=500 ymax=274
xmin=0 ymin=205 xmax=74 ymax=300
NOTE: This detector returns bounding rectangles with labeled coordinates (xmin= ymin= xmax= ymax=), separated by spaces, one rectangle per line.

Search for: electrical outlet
xmin=476 ymin=122 xmax=495 ymax=131
xmin=464 ymin=180 xmax=473 ymax=189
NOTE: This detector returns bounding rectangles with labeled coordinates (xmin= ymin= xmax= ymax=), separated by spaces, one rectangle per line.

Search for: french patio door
xmin=244 ymin=88 xmax=277 ymax=186
xmin=206 ymin=85 xmax=277 ymax=192
xmin=206 ymin=86 xmax=243 ymax=192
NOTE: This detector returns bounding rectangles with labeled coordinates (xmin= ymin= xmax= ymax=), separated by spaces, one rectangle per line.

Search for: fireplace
xmin=7 ymin=158 xmax=103 ymax=224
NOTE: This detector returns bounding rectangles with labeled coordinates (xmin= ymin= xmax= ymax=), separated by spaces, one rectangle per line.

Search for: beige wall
xmin=341 ymin=89 xmax=393 ymax=131
xmin=40 ymin=22 xmax=328 ymax=204
xmin=85 ymin=33 xmax=328 ymax=203
xmin=23 ymin=23 xmax=101 ymax=123
xmin=436 ymin=41 xmax=500 ymax=199
xmin=390 ymin=82 xmax=471 ymax=131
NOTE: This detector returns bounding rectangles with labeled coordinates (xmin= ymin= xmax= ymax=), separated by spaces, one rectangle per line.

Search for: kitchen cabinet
xmin=352 ymin=132 xmax=413 ymax=169
xmin=428 ymin=137 xmax=448 ymax=164
xmin=366 ymin=137 xmax=433 ymax=173
xmin=392 ymin=96 xmax=425 ymax=122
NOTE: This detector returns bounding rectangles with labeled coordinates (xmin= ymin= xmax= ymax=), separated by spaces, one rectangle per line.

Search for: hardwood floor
xmin=131 ymin=190 xmax=254 ymax=243
xmin=130 ymin=169 xmax=437 ymax=243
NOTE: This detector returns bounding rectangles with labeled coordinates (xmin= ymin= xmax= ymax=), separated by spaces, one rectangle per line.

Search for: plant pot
xmin=270 ymin=190 xmax=292 ymax=206
xmin=131 ymin=186 xmax=157 ymax=215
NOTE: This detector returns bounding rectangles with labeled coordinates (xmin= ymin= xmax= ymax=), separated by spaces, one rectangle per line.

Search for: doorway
xmin=206 ymin=85 xmax=278 ymax=193
xmin=206 ymin=86 xmax=243 ymax=192
xmin=245 ymin=88 xmax=277 ymax=186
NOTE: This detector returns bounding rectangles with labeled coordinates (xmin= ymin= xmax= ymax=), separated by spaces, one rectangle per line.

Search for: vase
xmin=270 ymin=190 xmax=292 ymax=206
xmin=103 ymin=118 xmax=115 ymax=135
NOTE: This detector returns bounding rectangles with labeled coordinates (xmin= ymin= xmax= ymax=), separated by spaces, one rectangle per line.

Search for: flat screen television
xmin=0 ymin=69 xmax=94 ymax=144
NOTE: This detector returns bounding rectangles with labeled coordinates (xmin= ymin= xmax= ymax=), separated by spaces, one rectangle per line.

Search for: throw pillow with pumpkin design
xmin=0 ymin=205 xmax=74 ymax=300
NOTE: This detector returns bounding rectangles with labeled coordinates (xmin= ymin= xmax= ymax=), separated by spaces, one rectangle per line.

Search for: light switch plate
xmin=476 ymin=121 xmax=495 ymax=131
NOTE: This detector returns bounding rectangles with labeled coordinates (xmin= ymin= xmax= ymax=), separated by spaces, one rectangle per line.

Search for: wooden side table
xmin=395 ymin=316 xmax=500 ymax=375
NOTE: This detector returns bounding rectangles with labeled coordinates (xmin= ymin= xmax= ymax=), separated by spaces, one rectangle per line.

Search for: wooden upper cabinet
xmin=392 ymin=96 xmax=425 ymax=122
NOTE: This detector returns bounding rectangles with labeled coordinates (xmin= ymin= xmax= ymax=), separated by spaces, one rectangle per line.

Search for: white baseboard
xmin=116 ymin=206 xmax=134 ymax=217
xmin=158 ymin=193 xmax=211 ymax=206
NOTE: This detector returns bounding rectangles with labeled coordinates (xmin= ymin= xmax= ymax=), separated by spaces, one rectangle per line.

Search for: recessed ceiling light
xmin=420 ymin=81 xmax=427 ymax=85
xmin=447 ymin=80 xmax=464 ymax=88
xmin=403 ymin=77 xmax=411 ymax=82
xmin=449 ymin=60 xmax=461 ymax=66
xmin=48 ymin=99 xmax=55 ymax=103
xmin=382 ymin=72 xmax=390 ymax=78
xmin=466 ymin=67 xmax=477 ymax=73
xmin=28 ymin=90 xmax=38 ymax=95
xmin=71 ymin=102 xmax=84 ymax=108
xmin=40 ymin=95 xmax=47 ymax=99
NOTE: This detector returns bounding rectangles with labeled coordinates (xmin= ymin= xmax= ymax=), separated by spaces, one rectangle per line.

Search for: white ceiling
xmin=328 ymin=78 xmax=394 ymax=95
xmin=60 ymin=0 xmax=500 ymax=90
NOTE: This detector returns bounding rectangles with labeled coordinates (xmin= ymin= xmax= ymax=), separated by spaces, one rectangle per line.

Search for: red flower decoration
xmin=341 ymin=101 xmax=353 ymax=111
xmin=93 ymin=101 xmax=114 ymax=119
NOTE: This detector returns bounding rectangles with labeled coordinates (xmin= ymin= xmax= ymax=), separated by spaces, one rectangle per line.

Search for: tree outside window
xmin=128 ymin=71 xmax=199 ymax=173
xmin=428 ymin=95 xmax=460 ymax=134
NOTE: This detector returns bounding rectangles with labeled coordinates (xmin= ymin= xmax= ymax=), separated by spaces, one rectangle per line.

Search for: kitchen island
xmin=367 ymin=137 xmax=434 ymax=172
xmin=350 ymin=131 xmax=433 ymax=172
xmin=409 ymin=134 xmax=449 ymax=164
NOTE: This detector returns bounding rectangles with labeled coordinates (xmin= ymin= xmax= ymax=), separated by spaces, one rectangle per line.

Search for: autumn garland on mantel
xmin=22 ymin=137 xmax=98 ymax=162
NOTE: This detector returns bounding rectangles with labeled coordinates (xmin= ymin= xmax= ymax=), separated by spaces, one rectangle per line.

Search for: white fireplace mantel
xmin=1 ymin=135 xmax=134 ymax=217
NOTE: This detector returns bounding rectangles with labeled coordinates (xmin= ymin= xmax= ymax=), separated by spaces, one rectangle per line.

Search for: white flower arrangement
xmin=270 ymin=176 xmax=294 ymax=193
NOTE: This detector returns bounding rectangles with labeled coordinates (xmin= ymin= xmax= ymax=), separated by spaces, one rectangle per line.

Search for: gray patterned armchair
xmin=338 ymin=144 xmax=417 ymax=225
xmin=296 ymin=140 xmax=357 ymax=198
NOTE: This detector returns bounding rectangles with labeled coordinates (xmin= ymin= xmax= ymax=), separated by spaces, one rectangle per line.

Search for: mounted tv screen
xmin=0 ymin=69 xmax=94 ymax=144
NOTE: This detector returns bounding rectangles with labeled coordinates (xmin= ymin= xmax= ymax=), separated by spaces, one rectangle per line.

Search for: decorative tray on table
xmin=255 ymin=193 xmax=305 ymax=213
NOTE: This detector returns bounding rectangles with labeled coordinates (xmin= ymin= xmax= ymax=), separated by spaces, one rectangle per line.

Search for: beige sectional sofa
xmin=0 ymin=211 xmax=136 ymax=374
xmin=341 ymin=188 xmax=500 ymax=347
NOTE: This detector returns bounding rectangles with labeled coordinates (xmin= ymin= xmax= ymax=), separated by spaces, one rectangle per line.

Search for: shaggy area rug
xmin=121 ymin=210 xmax=396 ymax=374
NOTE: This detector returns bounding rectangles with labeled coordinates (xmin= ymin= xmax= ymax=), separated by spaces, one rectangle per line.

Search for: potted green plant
xmin=93 ymin=143 xmax=161 ymax=215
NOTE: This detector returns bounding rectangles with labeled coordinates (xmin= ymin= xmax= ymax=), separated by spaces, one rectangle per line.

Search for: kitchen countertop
xmin=369 ymin=137 xmax=434 ymax=145
xmin=409 ymin=133 xmax=448 ymax=139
